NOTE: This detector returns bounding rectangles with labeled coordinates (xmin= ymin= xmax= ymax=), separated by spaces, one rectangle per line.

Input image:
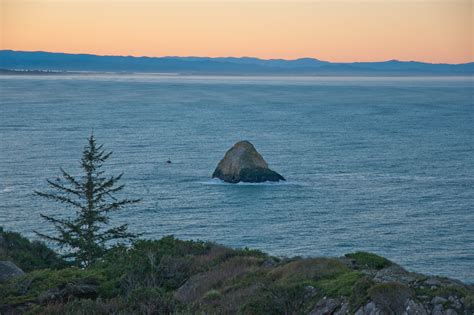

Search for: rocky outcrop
xmin=0 ymin=261 xmax=24 ymax=282
xmin=212 ymin=141 xmax=285 ymax=183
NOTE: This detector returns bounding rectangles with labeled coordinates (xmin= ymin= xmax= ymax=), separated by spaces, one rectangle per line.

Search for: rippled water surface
xmin=0 ymin=75 xmax=473 ymax=282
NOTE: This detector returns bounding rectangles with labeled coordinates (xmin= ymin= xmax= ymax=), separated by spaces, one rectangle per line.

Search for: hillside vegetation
xmin=1 ymin=228 xmax=473 ymax=314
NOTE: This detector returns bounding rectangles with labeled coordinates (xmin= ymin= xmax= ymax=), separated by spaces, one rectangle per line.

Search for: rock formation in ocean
xmin=212 ymin=140 xmax=285 ymax=183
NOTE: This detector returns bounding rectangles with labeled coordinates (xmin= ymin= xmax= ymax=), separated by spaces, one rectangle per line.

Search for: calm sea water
xmin=0 ymin=74 xmax=473 ymax=283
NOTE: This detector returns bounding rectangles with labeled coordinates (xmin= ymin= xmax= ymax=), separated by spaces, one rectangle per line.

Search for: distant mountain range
xmin=1 ymin=50 xmax=473 ymax=75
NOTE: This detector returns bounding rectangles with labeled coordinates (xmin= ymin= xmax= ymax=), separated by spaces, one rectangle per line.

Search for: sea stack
xmin=212 ymin=141 xmax=285 ymax=183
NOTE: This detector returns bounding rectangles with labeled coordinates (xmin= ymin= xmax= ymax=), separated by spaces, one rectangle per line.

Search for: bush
xmin=28 ymin=298 xmax=125 ymax=315
xmin=345 ymin=252 xmax=392 ymax=270
xmin=0 ymin=227 xmax=67 ymax=271
xmin=203 ymin=289 xmax=221 ymax=301
xmin=0 ymin=267 xmax=104 ymax=305
xmin=239 ymin=283 xmax=309 ymax=315
xmin=234 ymin=247 xmax=268 ymax=259
xmin=127 ymin=287 xmax=177 ymax=314
xmin=93 ymin=236 xmax=213 ymax=298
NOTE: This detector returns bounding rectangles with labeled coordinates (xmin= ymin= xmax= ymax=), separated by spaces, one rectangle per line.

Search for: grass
xmin=315 ymin=271 xmax=363 ymax=296
xmin=270 ymin=258 xmax=351 ymax=284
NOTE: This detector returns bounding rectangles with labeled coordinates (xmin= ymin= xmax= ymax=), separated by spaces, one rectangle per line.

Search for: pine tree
xmin=34 ymin=135 xmax=140 ymax=267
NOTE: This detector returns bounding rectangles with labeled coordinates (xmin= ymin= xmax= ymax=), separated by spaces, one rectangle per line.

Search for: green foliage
xmin=3 ymin=230 xmax=471 ymax=315
xmin=225 ymin=269 xmax=270 ymax=291
xmin=132 ymin=236 xmax=211 ymax=258
xmin=0 ymin=227 xmax=67 ymax=271
xmin=234 ymin=247 xmax=268 ymax=259
xmin=127 ymin=287 xmax=177 ymax=314
xmin=26 ymin=298 xmax=126 ymax=315
xmin=239 ymin=283 xmax=309 ymax=315
xmin=0 ymin=267 xmax=104 ymax=305
xmin=92 ymin=236 xmax=213 ymax=297
xmin=316 ymin=271 xmax=363 ymax=296
xmin=431 ymin=284 xmax=473 ymax=299
xmin=34 ymin=135 xmax=140 ymax=267
xmin=203 ymin=289 xmax=221 ymax=301
xmin=345 ymin=252 xmax=392 ymax=270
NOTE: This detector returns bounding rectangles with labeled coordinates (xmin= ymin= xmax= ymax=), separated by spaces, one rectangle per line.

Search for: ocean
xmin=0 ymin=74 xmax=473 ymax=282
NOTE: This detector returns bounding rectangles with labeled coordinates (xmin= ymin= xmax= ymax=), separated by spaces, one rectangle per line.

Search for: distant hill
xmin=1 ymin=50 xmax=473 ymax=75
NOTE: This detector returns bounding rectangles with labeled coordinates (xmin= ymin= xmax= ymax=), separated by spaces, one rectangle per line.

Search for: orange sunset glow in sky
xmin=1 ymin=0 xmax=473 ymax=63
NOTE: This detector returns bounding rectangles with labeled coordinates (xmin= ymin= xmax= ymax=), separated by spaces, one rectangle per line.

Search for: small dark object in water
xmin=166 ymin=159 xmax=172 ymax=164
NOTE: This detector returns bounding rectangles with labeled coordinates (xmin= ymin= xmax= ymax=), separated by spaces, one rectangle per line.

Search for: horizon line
xmin=2 ymin=49 xmax=473 ymax=66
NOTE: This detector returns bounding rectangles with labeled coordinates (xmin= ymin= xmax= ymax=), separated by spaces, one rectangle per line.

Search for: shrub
xmin=0 ymin=227 xmax=67 ymax=271
xmin=234 ymin=247 xmax=268 ymax=259
xmin=0 ymin=267 xmax=104 ymax=305
xmin=31 ymin=298 xmax=125 ymax=315
xmin=203 ymin=289 xmax=221 ymax=301
xmin=127 ymin=287 xmax=177 ymax=314
xmin=132 ymin=236 xmax=211 ymax=258
xmin=239 ymin=283 xmax=309 ymax=315
xmin=345 ymin=252 xmax=392 ymax=270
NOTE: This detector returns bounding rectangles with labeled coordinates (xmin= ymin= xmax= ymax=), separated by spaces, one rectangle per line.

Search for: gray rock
xmin=445 ymin=310 xmax=458 ymax=315
xmin=356 ymin=301 xmax=381 ymax=315
xmin=374 ymin=264 xmax=417 ymax=284
xmin=448 ymin=296 xmax=462 ymax=309
xmin=334 ymin=302 xmax=349 ymax=315
xmin=365 ymin=301 xmax=377 ymax=315
xmin=405 ymin=299 xmax=428 ymax=315
xmin=369 ymin=282 xmax=412 ymax=314
xmin=310 ymin=297 xmax=340 ymax=315
xmin=432 ymin=304 xmax=444 ymax=315
xmin=303 ymin=285 xmax=318 ymax=300
xmin=0 ymin=261 xmax=24 ymax=282
xmin=432 ymin=296 xmax=448 ymax=305
xmin=425 ymin=277 xmax=442 ymax=286
xmin=212 ymin=141 xmax=285 ymax=183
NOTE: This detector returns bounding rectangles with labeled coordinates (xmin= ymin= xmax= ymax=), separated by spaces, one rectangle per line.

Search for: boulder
xmin=0 ymin=261 xmax=25 ymax=282
xmin=212 ymin=141 xmax=285 ymax=183
xmin=310 ymin=297 xmax=341 ymax=315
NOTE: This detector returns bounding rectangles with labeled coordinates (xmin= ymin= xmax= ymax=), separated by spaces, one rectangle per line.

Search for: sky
xmin=1 ymin=0 xmax=473 ymax=63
